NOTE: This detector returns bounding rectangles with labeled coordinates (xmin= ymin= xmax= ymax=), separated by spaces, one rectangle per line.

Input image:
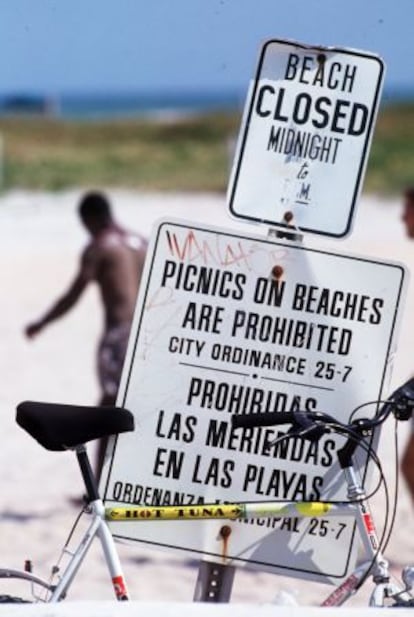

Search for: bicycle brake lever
xmin=264 ymin=412 xmax=330 ymax=450
xmin=288 ymin=410 xmax=330 ymax=442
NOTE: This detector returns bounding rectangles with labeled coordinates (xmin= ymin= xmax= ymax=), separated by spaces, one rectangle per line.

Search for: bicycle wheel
xmin=0 ymin=567 xmax=51 ymax=603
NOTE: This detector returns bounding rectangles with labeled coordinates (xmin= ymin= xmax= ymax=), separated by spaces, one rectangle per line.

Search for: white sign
xmin=227 ymin=39 xmax=385 ymax=238
xmin=101 ymin=219 xmax=406 ymax=583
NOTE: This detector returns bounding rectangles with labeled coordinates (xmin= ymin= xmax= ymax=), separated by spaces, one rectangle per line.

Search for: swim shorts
xmin=98 ymin=323 xmax=131 ymax=401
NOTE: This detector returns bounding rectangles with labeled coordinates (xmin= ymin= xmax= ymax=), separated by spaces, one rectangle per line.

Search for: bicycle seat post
xmin=75 ymin=444 xmax=100 ymax=503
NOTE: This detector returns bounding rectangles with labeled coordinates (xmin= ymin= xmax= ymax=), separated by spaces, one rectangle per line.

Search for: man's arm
xmin=25 ymin=248 xmax=96 ymax=339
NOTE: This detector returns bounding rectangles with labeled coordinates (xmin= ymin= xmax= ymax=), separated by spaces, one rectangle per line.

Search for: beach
xmin=0 ymin=188 xmax=413 ymax=605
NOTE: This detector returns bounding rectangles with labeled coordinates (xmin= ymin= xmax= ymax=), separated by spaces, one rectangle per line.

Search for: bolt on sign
xmin=227 ymin=39 xmax=385 ymax=238
xmin=101 ymin=219 xmax=406 ymax=583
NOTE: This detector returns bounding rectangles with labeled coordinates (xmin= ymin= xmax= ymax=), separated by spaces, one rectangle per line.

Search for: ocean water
xmin=0 ymin=86 xmax=412 ymax=120
xmin=0 ymin=89 xmax=245 ymax=120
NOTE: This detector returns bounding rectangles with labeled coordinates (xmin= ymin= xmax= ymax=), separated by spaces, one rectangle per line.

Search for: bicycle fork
xmin=322 ymin=465 xmax=395 ymax=607
xmin=345 ymin=466 xmax=402 ymax=608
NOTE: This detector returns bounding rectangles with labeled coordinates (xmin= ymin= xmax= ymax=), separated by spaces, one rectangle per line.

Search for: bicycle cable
xmin=349 ymin=398 xmax=392 ymax=423
xmin=346 ymin=404 xmax=402 ymax=559
xmin=379 ymin=417 xmax=399 ymax=555
xmin=300 ymin=412 xmax=396 ymax=596
xmin=47 ymin=507 xmax=87 ymax=591
xmin=264 ymin=412 xmax=388 ymax=502
xmin=301 ymin=416 xmax=392 ymax=596
xmin=236 ymin=395 xmax=411 ymax=601
xmin=258 ymin=421 xmax=387 ymax=504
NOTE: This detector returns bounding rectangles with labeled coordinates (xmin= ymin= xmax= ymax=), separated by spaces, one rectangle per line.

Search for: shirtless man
xmin=401 ymin=187 xmax=414 ymax=503
xmin=25 ymin=191 xmax=148 ymax=477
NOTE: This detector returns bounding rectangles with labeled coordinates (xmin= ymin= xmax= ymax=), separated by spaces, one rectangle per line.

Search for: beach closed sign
xmin=227 ymin=39 xmax=385 ymax=237
xmin=102 ymin=219 xmax=405 ymax=583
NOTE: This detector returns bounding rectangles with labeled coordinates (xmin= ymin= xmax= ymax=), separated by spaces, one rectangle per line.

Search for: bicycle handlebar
xmin=232 ymin=411 xmax=298 ymax=429
xmin=231 ymin=409 xmax=340 ymax=445
xmin=231 ymin=377 xmax=414 ymax=438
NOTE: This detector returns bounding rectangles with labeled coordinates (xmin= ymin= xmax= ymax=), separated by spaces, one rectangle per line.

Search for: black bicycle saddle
xmin=16 ymin=401 xmax=135 ymax=451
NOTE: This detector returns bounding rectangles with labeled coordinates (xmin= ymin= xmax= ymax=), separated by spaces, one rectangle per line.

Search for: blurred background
xmin=0 ymin=0 xmax=414 ymax=605
xmin=0 ymin=0 xmax=413 ymax=194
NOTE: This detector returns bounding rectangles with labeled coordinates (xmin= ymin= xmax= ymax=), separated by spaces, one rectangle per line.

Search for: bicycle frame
xmin=105 ymin=465 xmax=405 ymax=607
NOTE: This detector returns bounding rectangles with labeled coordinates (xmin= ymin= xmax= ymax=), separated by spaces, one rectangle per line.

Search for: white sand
xmin=0 ymin=189 xmax=413 ymax=605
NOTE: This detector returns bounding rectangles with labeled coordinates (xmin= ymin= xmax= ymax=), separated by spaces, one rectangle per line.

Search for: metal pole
xmin=193 ymin=560 xmax=236 ymax=602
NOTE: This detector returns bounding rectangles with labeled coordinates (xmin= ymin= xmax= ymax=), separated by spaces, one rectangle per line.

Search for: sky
xmin=0 ymin=0 xmax=413 ymax=97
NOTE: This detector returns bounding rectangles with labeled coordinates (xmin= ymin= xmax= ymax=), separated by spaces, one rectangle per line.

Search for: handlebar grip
xmin=231 ymin=412 xmax=296 ymax=429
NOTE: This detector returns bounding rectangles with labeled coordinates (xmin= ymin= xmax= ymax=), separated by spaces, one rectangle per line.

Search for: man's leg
xmin=95 ymin=437 xmax=109 ymax=483
xmin=95 ymin=392 xmax=117 ymax=483
xmin=401 ymin=434 xmax=414 ymax=503
xmin=96 ymin=325 xmax=131 ymax=482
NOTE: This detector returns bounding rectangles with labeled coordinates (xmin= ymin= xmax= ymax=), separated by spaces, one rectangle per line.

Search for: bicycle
xmin=2 ymin=379 xmax=414 ymax=606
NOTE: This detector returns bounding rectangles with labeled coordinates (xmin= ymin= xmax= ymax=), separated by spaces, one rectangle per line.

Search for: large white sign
xmin=102 ymin=219 xmax=405 ymax=583
xmin=227 ymin=39 xmax=385 ymax=238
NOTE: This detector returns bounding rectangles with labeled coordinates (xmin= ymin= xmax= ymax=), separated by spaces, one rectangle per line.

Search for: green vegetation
xmin=0 ymin=102 xmax=412 ymax=194
xmin=365 ymin=103 xmax=414 ymax=195
xmin=0 ymin=113 xmax=239 ymax=192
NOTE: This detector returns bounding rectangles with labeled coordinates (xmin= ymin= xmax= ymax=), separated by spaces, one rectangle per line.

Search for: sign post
xmin=101 ymin=39 xmax=396 ymax=603
xmin=227 ymin=39 xmax=385 ymax=237
xmin=102 ymin=219 xmax=406 ymax=584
